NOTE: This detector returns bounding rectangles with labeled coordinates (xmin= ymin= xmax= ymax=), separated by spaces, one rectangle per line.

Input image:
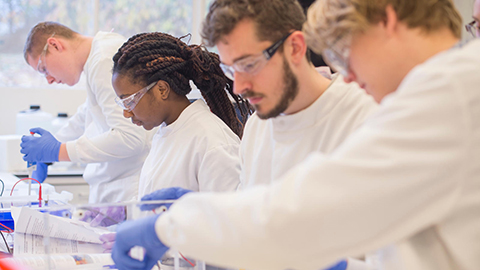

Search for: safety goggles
xmin=322 ymin=36 xmax=351 ymax=78
xmin=115 ymin=81 xmax=157 ymax=111
xmin=465 ymin=20 xmax=480 ymax=38
xmin=37 ymin=33 xmax=55 ymax=76
xmin=220 ymin=31 xmax=294 ymax=80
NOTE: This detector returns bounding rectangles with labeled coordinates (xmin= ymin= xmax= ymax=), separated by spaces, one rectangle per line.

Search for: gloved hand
xmin=324 ymin=260 xmax=348 ymax=270
xmin=112 ymin=214 xmax=168 ymax=270
xmin=20 ymin=128 xmax=61 ymax=163
xmin=81 ymin=206 xmax=126 ymax=227
xmin=100 ymin=233 xmax=116 ymax=253
xmin=32 ymin=162 xmax=49 ymax=183
xmin=140 ymin=187 xmax=193 ymax=211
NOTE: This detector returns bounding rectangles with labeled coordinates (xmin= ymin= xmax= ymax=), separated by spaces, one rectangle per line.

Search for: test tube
xmin=27 ymin=131 xmax=37 ymax=198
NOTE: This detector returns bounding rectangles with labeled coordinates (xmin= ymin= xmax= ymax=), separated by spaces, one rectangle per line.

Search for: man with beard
xmin=117 ymin=1 xmax=378 ymax=270
xmin=204 ymin=1 xmax=379 ymax=194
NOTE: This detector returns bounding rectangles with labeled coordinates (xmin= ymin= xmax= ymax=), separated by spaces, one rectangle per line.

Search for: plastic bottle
xmin=50 ymin=112 xmax=69 ymax=135
xmin=16 ymin=105 xmax=53 ymax=135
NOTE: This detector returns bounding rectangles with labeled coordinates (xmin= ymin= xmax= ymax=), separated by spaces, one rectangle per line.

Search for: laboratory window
xmin=0 ymin=0 xmax=212 ymax=89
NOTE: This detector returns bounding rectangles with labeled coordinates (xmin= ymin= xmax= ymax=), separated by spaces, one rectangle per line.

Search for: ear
xmin=47 ymin=37 xmax=65 ymax=52
xmin=383 ymin=5 xmax=399 ymax=36
xmin=286 ymin=31 xmax=308 ymax=66
xmin=156 ymin=80 xmax=171 ymax=100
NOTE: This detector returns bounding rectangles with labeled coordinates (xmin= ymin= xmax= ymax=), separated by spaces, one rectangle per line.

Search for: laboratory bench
xmin=11 ymin=162 xmax=89 ymax=205
xmin=0 ymin=170 xmax=90 ymax=205
xmin=44 ymin=175 xmax=89 ymax=205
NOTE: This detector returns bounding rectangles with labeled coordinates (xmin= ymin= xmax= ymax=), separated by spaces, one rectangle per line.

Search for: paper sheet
xmin=11 ymin=207 xmax=109 ymax=244
xmin=14 ymin=233 xmax=104 ymax=256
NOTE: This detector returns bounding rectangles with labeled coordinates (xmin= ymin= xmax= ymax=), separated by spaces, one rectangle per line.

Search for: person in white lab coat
xmin=207 ymin=2 xmax=377 ymax=269
xmin=21 ymin=22 xmax=152 ymax=203
xmin=112 ymin=0 xmax=480 ymax=270
xmin=466 ymin=0 xmax=480 ymax=38
xmin=111 ymin=32 xmax=251 ymax=198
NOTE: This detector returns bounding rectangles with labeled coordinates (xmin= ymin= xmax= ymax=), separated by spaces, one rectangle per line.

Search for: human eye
xmin=38 ymin=63 xmax=47 ymax=74
xmin=240 ymin=58 xmax=261 ymax=73
xmin=122 ymin=95 xmax=136 ymax=108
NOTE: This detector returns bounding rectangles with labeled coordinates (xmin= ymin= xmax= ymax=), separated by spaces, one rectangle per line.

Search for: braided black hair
xmin=112 ymin=32 xmax=252 ymax=137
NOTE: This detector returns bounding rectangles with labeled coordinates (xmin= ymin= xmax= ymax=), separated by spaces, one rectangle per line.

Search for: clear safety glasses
xmin=220 ymin=31 xmax=294 ymax=80
xmin=115 ymin=81 xmax=157 ymax=111
xmin=322 ymin=36 xmax=352 ymax=78
xmin=37 ymin=33 xmax=55 ymax=76
xmin=465 ymin=20 xmax=480 ymax=38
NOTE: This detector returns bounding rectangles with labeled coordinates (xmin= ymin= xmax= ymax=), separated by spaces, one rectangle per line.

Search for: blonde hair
xmin=304 ymin=0 xmax=462 ymax=54
xmin=24 ymin=21 xmax=78 ymax=62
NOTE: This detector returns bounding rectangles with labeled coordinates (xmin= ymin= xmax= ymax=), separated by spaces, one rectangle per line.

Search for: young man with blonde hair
xmin=111 ymin=1 xmax=480 ymax=270
xmin=22 ymin=22 xmax=153 ymax=203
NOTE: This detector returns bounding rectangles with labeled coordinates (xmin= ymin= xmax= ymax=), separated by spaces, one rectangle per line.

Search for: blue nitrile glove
xmin=140 ymin=187 xmax=193 ymax=211
xmin=81 ymin=206 xmax=126 ymax=227
xmin=324 ymin=260 xmax=348 ymax=270
xmin=112 ymin=214 xmax=168 ymax=270
xmin=20 ymin=127 xmax=61 ymax=163
xmin=32 ymin=162 xmax=48 ymax=183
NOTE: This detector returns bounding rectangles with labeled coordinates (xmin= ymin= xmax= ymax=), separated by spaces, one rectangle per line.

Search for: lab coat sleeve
xmin=54 ymin=102 xmax=87 ymax=143
xmin=65 ymin=54 xmax=149 ymax=163
xmin=154 ymin=73 xmax=470 ymax=270
xmin=198 ymin=143 xmax=241 ymax=192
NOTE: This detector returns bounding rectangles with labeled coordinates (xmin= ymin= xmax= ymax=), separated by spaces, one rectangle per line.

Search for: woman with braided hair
xmin=112 ymin=32 xmax=251 ymax=197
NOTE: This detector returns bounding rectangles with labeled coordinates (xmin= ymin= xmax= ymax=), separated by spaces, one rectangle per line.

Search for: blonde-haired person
xmin=21 ymin=22 xmax=153 ymax=203
xmin=110 ymin=1 xmax=480 ymax=270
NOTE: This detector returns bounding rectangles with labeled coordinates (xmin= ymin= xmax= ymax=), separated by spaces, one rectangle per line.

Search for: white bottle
xmin=50 ymin=112 xmax=69 ymax=135
xmin=16 ymin=105 xmax=54 ymax=135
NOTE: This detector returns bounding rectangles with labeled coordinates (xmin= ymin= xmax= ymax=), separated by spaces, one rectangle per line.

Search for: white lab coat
xmin=239 ymin=74 xmax=378 ymax=190
xmin=137 ymin=99 xmax=241 ymax=197
xmin=239 ymin=75 xmax=378 ymax=270
xmin=55 ymin=32 xmax=153 ymax=203
xmin=154 ymin=40 xmax=480 ymax=270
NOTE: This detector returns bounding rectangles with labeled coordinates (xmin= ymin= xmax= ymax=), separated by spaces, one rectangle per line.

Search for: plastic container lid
xmin=51 ymin=113 xmax=70 ymax=134
xmin=16 ymin=105 xmax=54 ymax=135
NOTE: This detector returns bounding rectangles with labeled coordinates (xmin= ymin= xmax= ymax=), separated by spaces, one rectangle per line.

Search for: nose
xmin=123 ymin=110 xmax=133 ymax=118
xmin=45 ymin=75 xmax=56 ymax=84
xmin=343 ymin=69 xmax=356 ymax=84
xmin=232 ymin=72 xmax=252 ymax=95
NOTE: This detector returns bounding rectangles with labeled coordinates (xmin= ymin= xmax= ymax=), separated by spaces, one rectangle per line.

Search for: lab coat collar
xmin=270 ymin=74 xmax=346 ymax=135
xmin=155 ymin=99 xmax=207 ymax=138
xmin=83 ymin=31 xmax=116 ymax=72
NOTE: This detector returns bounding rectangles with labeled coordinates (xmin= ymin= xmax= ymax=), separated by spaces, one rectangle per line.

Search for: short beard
xmin=257 ymin=57 xmax=299 ymax=119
